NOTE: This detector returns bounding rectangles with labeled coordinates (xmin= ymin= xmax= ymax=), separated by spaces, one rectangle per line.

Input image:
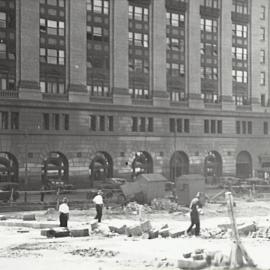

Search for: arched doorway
xmin=89 ymin=152 xmax=113 ymax=182
xmin=132 ymin=151 xmax=153 ymax=178
xmin=204 ymin=151 xmax=222 ymax=184
xmin=170 ymin=151 xmax=189 ymax=181
xmin=0 ymin=152 xmax=19 ymax=182
xmin=236 ymin=151 xmax=252 ymax=178
xmin=41 ymin=152 xmax=69 ymax=187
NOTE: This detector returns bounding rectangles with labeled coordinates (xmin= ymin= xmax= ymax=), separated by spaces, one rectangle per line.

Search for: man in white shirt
xmin=59 ymin=197 xmax=69 ymax=227
xmin=93 ymin=190 xmax=103 ymax=223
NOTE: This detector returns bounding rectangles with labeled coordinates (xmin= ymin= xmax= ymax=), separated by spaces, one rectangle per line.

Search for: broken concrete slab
xmin=148 ymin=229 xmax=159 ymax=239
xmin=140 ymin=220 xmax=152 ymax=233
xmin=169 ymin=229 xmax=185 ymax=238
xmin=159 ymin=228 xmax=170 ymax=238
xmin=126 ymin=225 xmax=143 ymax=237
xmin=238 ymin=223 xmax=256 ymax=235
xmin=90 ymin=221 xmax=98 ymax=231
xmin=70 ymin=228 xmax=89 ymax=237
xmin=0 ymin=215 xmax=7 ymax=220
xmin=23 ymin=214 xmax=36 ymax=221
xmin=177 ymin=259 xmax=208 ymax=270
xmin=109 ymin=225 xmax=127 ymax=235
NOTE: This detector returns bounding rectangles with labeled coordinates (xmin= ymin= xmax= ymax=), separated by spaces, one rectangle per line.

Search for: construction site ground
xmin=1 ymin=196 xmax=270 ymax=269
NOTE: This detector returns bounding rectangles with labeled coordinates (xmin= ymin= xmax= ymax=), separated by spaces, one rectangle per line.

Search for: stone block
xmin=90 ymin=221 xmax=98 ymax=231
xmin=177 ymin=259 xmax=207 ymax=270
xmin=126 ymin=225 xmax=142 ymax=237
xmin=109 ymin=225 xmax=127 ymax=235
xmin=70 ymin=228 xmax=89 ymax=237
xmin=148 ymin=229 xmax=159 ymax=239
xmin=51 ymin=227 xmax=70 ymax=238
xmin=238 ymin=223 xmax=256 ymax=235
xmin=0 ymin=215 xmax=7 ymax=220
xmin=159 ymin=228 xmax=169 ymax=238
xmin=23 ymin=214 xmax=36 ymax=221
xmin=169 ymin=229 xmax=185 ymax=238
xmin=140 ymin=220 xmax=152 ymax=233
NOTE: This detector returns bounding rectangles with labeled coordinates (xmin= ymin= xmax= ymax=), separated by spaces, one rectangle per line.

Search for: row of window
xmin=88 ymin=115 xmax=113 ymax=131
xmin=0 ymin=111 xmax=19 ymax=130
xmin=1 ymin=112 xmax=270 ymax=137
xmin=43 ymin=113 xmax=69 ymax=130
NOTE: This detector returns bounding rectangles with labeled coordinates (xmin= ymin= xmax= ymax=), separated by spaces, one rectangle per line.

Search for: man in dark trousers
xmin=93 ymin=190 xmax=104 ymax=223
xmin=186 ymin=192 xmax=203 ymax=236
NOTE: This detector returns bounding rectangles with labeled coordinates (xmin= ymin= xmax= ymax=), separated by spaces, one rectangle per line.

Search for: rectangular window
xmin=248 ymin=121 xmax=252 ymax=134
xmin=260 ymin=27 xmax=265 ymax=41
xmin=260 ymin=5 xmax=266 ymax=20
xmin=0 ymin=112 xmax=8 ymax=129
xmin=236 ymin=121 xmax=241 ymax=134
xmin=99 ymin=115 xmax=105 ymax=131
xmin=217 ymin=120 xmax=222 ymax=134
xmin=184 ymin=119 xmax=189 ymax=133
xmin=260 ymin=72 xmax=265 ymax=85
xmin=0 ymin=12 xmax=6 ymax=28
xmin=264 ymin=121 xmax=268 ymax=135
xmin=170 ymin=118 xmax=175 ymax=133
xmin=242 ymin=121 xmax=246 ymax=134
xmin=43 ymin=113 xmax=50 ymax=130
xmin=260 ymin=50 xmax=265 ymax=64
xmin=53 ymin=113 xmax=60 ymax=130
xmin=139 ymin=117 xmax=146 ymax=132
xmin=204 ymin=120 xmax=209 ymax=134
xmin=176 ymin=119 xmax=182 ymax=133
xmin=10 ymin=112 xmax=19 ymax=129
xmin=211 ymin=120 xmax=216 ymax=134
xmin=261 ymin=94 xmax=266 ymax=107
xmin=108 ymin=116 xmax=113 ymax=131
xmin=148 ymin=117 xmax=153 ymax=132
xmin=63 ymin=114 xmax=69 ymax=130
xmin=132 ymin=117 xmax=138 ymax=132
xmin=90 ymin=115 xmax=96 ymax=131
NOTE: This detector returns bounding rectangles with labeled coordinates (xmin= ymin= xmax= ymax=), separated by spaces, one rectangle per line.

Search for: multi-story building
xmin=1 ymin=0 xmax=270 ymax=187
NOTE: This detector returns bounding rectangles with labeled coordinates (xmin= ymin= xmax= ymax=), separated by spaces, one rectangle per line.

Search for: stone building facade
xmin=1 ymin=0 xmax=270 ymax=188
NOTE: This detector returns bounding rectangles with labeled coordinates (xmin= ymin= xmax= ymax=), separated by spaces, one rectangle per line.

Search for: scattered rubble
xmin=151 ymin=198 xmax=190 ymax=213
xmin=70 ymin=247 xmax=119 ymax=258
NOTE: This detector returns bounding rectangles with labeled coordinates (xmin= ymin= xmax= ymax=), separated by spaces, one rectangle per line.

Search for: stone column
xmin=112 ymin=0 xmax=131 ymax=105
xmin=18 ymin=0 xmax=41 ymax=100
xmin=187 ymin=0 xmax=203 ymax=108
xmin=151 ymin=0 xmax=169 ymax=107
xmin=67 ymin=0 xmax=88 ymax=103
xmin=220 ymin=0 xmax=234 ymax=110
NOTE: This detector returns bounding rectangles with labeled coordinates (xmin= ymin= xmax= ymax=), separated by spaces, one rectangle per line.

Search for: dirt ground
xmin=1 ymin=199 xmax=270 ymax=270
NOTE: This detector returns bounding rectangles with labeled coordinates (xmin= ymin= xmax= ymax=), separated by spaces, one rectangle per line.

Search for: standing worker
xmin=93 ymin=190 xmax=104 ymax=223
xmin=59 ymin=197 xmax=69 ymax=227
xmin=186 ymin=192 xmax=203 ymax=236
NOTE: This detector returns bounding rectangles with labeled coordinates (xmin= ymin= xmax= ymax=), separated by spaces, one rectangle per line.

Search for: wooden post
xmin=56 ymin=188 xmax=60 ymax=210
xmin=24 ymin=192 xmax=27 ymax=203
xmin=9 ymin=188 xmax=14 ymax=206
xmin=225 ymin=192 xmax=256 ymax=268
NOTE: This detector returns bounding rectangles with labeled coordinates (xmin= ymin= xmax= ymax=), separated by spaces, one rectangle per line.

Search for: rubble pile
xmin=151 ymin=198 xmax=189 ymax=213
xmin=250 ymin=226 xmax=270 ymax=239
xmin=124 ymin=202 xmax=152 ymax=214
xmin=70 ymin=247 xmax=119 ymax=258
xmin=178 ymin=248 xmax=230 ymax=270
xmin=200 ymin=228 xmax=230 ymax=239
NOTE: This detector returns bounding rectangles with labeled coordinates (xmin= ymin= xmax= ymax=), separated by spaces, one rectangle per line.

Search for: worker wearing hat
xmin=186 ymin=192 xmax=203 ymax=236
xmin=93 ymin=190 xmax=104 ymax=223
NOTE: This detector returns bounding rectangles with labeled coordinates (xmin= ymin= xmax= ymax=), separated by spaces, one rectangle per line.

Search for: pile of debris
xmin=178 ymin=248 xmax=230 ymax=269
xmin=70 ymin=247 xmax=119 ymax=258
xmin=151 ymin=198 xmax=189 ymax=213
xmin=124 ymin=201 xmax=152 ymax=214
xmin=249 ymin=226 xmax=270 ymax=239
